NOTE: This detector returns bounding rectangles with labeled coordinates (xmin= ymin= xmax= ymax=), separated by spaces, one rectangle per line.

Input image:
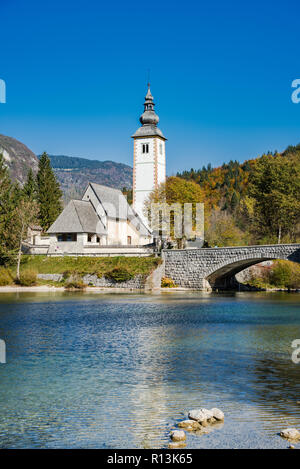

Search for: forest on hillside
xmin=150 ymin=144 xmax=300 ymax=247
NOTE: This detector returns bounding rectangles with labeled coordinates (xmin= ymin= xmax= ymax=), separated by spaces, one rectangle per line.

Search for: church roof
xmin=47 ymin=199 xmax=106 ymax=234
xmin=132 ymin=124 xmax=166 ymax=139
xmin=132 ymin=84 xmax=166 ymax=140
xmin=89 ymin=183 xmax=129 ymax=220
xmin=89 ymin=182 xmax=151 ymax=235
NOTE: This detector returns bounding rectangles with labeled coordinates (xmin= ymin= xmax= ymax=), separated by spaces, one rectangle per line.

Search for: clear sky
xmin=1 ymin=0 xmax=300 ymax=174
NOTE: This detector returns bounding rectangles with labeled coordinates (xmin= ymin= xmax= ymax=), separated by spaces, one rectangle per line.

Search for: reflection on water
xmin=0 ymin=291 xmax=300 ymax=448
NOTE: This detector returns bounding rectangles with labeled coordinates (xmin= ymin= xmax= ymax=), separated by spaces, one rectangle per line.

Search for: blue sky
xmin=1 ymin=0 xmax=300 ymax=174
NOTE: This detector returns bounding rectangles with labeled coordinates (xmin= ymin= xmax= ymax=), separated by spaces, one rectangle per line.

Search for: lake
xmin=0 ymin=291 xmax=300 ymax=449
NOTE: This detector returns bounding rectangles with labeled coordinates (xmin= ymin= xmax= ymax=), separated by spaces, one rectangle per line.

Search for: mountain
xmin=0 ymin=134 xmax=39 ymax=185
xmin=46 ymin=154 xmax=133 ymax=202
xmin=0 ymin=134 xmax=133 ymax=201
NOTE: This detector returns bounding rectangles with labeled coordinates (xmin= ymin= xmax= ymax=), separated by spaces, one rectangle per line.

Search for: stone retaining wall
xmin=37 ymin=262 xmax=163 ymax=291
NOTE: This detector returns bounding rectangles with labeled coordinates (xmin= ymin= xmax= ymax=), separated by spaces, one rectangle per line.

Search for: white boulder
xmin=168 ymin=441 xmax=187 ymax=449
xmin=280 ymin=428 xmax=300 ymax=440
xmin=210 ymin=408 xmax=224 ymax=421
xmin=178 ymin=419 xmax=201 ymax=430
xmin=170 ymin=430 xmax=186 ymax=442
xmin=188 ymin=408 xmax=214 ymax=424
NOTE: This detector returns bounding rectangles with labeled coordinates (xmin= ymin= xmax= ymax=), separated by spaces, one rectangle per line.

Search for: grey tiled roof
xmin=90 ymin=183 xmax=151 ymax=236
xmin=90 ymin=183 xmax=128 ymax=220
xmin=127 ymin=205 xmax=151 ymax=236
xmin=47 ymin=200 xmax=106 ymax=234
xmin=131 ymin=124 xmax=166 ymax=139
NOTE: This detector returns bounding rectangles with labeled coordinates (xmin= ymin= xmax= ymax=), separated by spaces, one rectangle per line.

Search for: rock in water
xmin=178 ymin=420 xmax=201 ymax=430
xmin=280 ymin=428 xmax=300 ymax=440
xmin=168 ymin=442 xmax=187 ymax=449
xmin=211 ymin=408 xmax=225 ymax=421
xmin=170 ymin=430 xmax=186 ymax=442
xmin=188 ymin=408 xmax=214 ymax=424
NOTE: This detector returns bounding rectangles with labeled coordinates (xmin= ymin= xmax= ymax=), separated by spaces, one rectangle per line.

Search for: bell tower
xmin=132 ymin=84 xmax=166 ymax=223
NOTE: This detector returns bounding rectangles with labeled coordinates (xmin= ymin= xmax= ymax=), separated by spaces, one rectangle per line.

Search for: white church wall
xmin=133 ymin=135 xmax=166 ymax=226
xmin=47 ymin=233 xmax=85 ymax=254
xmin=155 ymin=137 xmax=166 ymax=186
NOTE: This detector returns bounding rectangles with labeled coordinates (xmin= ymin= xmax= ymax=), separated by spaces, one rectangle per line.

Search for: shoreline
xmin=0 ymin=285 xmax=298 ymax=293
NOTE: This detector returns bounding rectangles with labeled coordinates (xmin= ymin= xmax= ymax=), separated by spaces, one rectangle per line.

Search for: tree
xmin=205 ymin=209 xmax=248 ymax=247
xmin=37 ymin=152 xmax=63 ymax=231
xmin=0 ymin=154 xmax=17 ymax=263
xmin=14 ymin=198 xmax=39 ymax=281
xmin=23 ymin=168 xmax=37 ymax=200
xmin=230 ymin=191 xmax=239 ymax=211
xmin=145 ymin=176 xmax=204 ymax=246
xmin=249 ymin=154 xmax=300 ymax=243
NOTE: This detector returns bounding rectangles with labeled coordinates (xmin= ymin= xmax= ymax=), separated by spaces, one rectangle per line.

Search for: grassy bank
xmin=0 ymin=255 xmax=162 ymax=287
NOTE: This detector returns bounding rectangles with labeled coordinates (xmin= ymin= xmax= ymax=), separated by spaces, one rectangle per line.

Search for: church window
xmin=127 ymin=236 xmax=132 ymax=245
xmin=87 ymin=233 xmax=92 ymax=242
xmin=159 ymin=143 xmax=163 ymax=154
xmin=58 ymin=233 xmax=77 ymax=242
xmin=142 ymin=143 xmax=149 ymax=154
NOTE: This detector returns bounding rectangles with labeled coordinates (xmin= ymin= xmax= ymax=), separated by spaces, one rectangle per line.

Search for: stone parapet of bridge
xmin=163 ymin=244 xmax=300 ymax=290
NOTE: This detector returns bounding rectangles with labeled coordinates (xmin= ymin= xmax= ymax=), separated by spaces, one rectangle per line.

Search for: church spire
xmin=144 ymin=82 xmax=154 ymax=108
xmin=132 ymin=83 xmax=166 ymax=140
xmin=140 ymin=83 xmax=159 ymax=125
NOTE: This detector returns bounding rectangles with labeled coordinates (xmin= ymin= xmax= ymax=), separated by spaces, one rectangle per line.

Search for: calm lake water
xmin=0 ymin=291 xmax=300 ymax=449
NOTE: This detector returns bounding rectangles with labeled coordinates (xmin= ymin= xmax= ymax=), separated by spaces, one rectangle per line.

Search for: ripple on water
xmin=0 ymin=291 xmax=300 ymax=448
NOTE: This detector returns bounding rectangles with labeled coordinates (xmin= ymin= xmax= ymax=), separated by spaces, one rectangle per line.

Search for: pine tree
xmin=249 ymin=154 xmax=300 ymax=243
xmin=37 ymin=152 xmax=62 ymax=231
xmin=230 ymin=191 xmax=239 ymax=211
xmin=23 ymin=168 xmax=37 ymax=200
xmin=0 ymin=154 xmax=18 ymax=262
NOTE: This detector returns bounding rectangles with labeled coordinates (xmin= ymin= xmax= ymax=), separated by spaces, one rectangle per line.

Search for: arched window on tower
xmin=142 ymin=143 xmax=149 ymax=154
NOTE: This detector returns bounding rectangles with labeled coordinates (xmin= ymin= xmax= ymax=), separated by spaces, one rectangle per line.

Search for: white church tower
xmin=132 ymin=84 xmax=166 ymax=223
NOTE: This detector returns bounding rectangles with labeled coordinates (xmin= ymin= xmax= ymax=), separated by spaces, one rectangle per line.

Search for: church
xmin=26 ymin=84 xmax=166 ymax=255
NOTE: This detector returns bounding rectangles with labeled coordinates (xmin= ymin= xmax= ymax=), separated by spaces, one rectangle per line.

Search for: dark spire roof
xmin=132 ymin=84 xmax=166 ymax=140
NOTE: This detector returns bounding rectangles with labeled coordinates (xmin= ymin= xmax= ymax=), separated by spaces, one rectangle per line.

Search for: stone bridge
xmin=163 ymin=244 xmax=300 ymax=290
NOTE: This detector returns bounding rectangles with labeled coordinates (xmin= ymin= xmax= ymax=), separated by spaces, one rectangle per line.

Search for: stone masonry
xmin=37 ymin=262 xmax=163 ymax=291
xmin=163 ymin=244 xmax=300 ymax=290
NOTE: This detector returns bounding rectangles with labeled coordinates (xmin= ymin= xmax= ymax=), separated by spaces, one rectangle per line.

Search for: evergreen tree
xmin=23 ymin=168 xmax=37 ymax=200
xmin=0 ymin=154 xmax=18 ymax=262
xmin=249 ymin=154 xmax=300 ymax=243
xmin=230 ymin=191 xmax=239 ymax=211
xmin=37 ymin=152 xmax=63 ymax=231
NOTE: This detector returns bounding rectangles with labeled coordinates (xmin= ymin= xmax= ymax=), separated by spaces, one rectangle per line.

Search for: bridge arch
xmin=206 ymin=257 xmax=276 ymax=289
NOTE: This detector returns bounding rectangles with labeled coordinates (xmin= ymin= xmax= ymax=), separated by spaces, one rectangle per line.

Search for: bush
xmin=0 ymin=267 xmax=13 ymax=286
xmin=19 ymin=269 xmax=37 ymax=286
xmin=64 ymin=280 xmax=86 ymax=290
xmin=269 ymin=260 xmax=300 ymax=289
xmin=161 ymin=277 xmax=177 ymax=288
xmin=105 ymin=267 xmax=134 ymax=283
xmin=64 ymin=274 xmax=86 ymax=290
